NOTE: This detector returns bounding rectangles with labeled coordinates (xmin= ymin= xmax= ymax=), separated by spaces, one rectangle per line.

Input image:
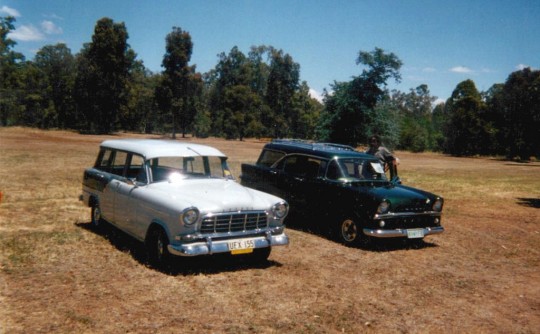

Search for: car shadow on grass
xmin=516 ymin=197 xmax=540 ymax=209
xmin=75 ymin=221 xmax=282 ymax=276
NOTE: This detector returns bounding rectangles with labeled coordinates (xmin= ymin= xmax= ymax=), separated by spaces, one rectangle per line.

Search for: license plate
xmin=228 ymin=239 xmax=255 ymax=254
xmin=407 ymin=229 xmax=425 ymax=239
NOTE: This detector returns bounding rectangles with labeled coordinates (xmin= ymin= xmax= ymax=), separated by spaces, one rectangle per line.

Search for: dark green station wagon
xmin=241 ymin=140 xmax=444 ymax=246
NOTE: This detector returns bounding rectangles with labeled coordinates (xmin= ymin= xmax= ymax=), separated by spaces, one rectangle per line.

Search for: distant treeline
xmin=1 ymin=17 xmax=538 ymax=160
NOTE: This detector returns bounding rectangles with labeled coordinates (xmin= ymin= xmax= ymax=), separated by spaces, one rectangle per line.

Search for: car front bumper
xmin=363 ymin=226 xmax=444 ymax=238
xmin=167 ymin=231 xmax=289 ymax=256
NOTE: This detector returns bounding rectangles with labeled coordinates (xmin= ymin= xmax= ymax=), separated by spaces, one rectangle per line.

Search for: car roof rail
xmin=271 ymin=139 xmax=357 ymax=152
xmin=315 ymin=143 xmax=357 ymax=151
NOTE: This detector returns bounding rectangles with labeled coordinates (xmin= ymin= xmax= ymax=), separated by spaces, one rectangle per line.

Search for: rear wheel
xmin=147 ymin=227 xmax=171 ymax=268
xmin=91 ymin=202 xmax=103 ymax=229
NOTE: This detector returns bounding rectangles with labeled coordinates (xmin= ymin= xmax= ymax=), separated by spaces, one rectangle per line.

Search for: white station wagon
xmin=80 ymin=139 xmax=289 ymax=266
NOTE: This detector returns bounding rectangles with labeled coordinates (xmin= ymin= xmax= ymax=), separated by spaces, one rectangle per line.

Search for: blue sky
xmin=2 ymin=0 xmax=539 ymax=103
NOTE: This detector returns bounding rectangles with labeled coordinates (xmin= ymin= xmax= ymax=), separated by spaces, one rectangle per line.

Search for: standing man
xmin=365 ymin=135 xmax=397 ymax=172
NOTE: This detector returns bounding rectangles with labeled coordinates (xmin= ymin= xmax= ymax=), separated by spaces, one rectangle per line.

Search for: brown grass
xmin=1 ymin=127 xmax=539 ymax=333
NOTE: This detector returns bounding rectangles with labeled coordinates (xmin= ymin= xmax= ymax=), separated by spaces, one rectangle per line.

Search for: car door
xmin=241 ymin=149 xmax=285 ymax=194
xmin=113 ymin=153 xmax=147 ymax=238
xmin=97 ymin=149 xmax=124 ymax=224
xmin=278 ymin=155 xmax=323 ymax=211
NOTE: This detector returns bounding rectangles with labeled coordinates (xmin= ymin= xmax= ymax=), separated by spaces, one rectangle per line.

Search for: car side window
xmin=95 ymin=148 xmax=113 ymax=172
xmin=257 ymin=149 xmax=285 ymax=167
xmin=281 ymin=155 xmax=322 ymax=179
xmin=111 ymin=151 xmax=128 ymax=177
xmin=127 ymin=154 xmax=146 ymax=183
xmin=326 ymin=160 xmax=343 ymax=180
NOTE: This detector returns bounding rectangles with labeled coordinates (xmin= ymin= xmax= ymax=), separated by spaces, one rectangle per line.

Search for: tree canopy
xmin=318 ymin=48 xmax=402 ymax=147
xmin=74 ymin=17 xmax=135 ymax=134
xmin=1 ymin=15 xmax=539 ymax=160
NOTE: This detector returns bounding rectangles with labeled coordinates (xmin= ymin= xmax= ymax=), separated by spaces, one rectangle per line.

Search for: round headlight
xmin=273 ymin=202 xmax=289 ymax=219
xmin=181 ymin=208 xmax=199 ymax=225
xmin=376 ymin=200 xmax=390 ymax=214
xmin=432 ymin=198 xmax=443 ymax=212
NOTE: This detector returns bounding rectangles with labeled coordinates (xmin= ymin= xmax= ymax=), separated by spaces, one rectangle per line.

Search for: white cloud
xmin=309 ymin=88 xmax=323 ymax=102
xmin=8 ymin=24 xmax=45 ymax=41
xmin=450 ymin=66 xmax=473 ymax=74
xmin=43 ymin=13 xmax=64 ymax=21
xmin=422 ymin=67 xmax=436 ymax=73
xmin=516 ymin=64 xmax=528 ymax=70
xmin=434 ymin=98 xmax=446 ymax=106
xmin=41 ymin=20 xmax=63 ymax=35
xmin=0 ymin=6 xmax=21 ymax=17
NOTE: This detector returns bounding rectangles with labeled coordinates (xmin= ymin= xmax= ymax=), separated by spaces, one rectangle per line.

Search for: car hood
xmin=146 ymin=179 xmax=282 ymax=213
xmin=353 ymin=182 xmax=438 ymax=212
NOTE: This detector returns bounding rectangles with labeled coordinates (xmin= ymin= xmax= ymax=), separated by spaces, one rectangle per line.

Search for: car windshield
xmin=326 ymin=158 xmax=387 ymax=181
xmin=148 ymin=156 xmax=233 ymax=183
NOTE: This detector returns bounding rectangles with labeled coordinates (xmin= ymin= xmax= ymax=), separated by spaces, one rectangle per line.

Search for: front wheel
xmin=250 ymin=247 xmax=271 ymax=263
xmin=147 ymin=228 xmax=171 ymax=268
xmin=336 ymin=218 xmax=367 ymax=247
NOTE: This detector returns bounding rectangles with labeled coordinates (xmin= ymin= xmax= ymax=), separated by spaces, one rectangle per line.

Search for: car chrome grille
xmin=200 ymin=211 xmax=268 ymax=234
xmin=395 ymin=199 xmax=430 ymax=213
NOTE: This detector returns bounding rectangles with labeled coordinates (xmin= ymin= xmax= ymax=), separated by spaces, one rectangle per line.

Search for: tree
xmin=74 ymin=17 xmax=135 ymax=134
xmin=0 ymin=16 xmax=25 ymax=126
xmin=318 ymin=48 xmax=402 ymax=146
xmin=206 ymin=46 xmax=252 ymax=137
xmin=431 ymin=102 xmax=447 ymax=151
xmin=119 ymin=62 xmax=159 ymax=133
xmin=160 ymin=27 xmax=201 ymax=138
xmin=222 ymin=85 xmax=263 ymax=140
xmin=291 ymin=81 xmax=323 ymax=139
xmin=204 ymin=45 xmax=320 ymax=140
xmin=389 ymin=85 xmax=437 ymax=152
xmin=443 ymin=79 xmax=494 ymax=155
xmin=265 ymin=49 xmax=300 ymax=137
xmin=34 ymin=44 xmax=76 ymax=129
xmin=14 ymin=61 xmax=46 ymax=127
xmin=492 ymin=68 xmax=540 ymax=160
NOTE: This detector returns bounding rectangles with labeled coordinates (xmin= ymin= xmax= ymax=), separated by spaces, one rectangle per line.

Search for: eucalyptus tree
xmin=120 ymin=62 xmax=160 ymax=133
xmin=491 ymin=68 xmax=540 ymax=160
xmin=222 ymin=85 xmax=264 ymax=140
xmin=0 ymin=16 xmax=25 ymax=126
xmin=206 ymin=46 xmax=254 ymax=137
xmin=160 ymin=26 xmax=201 ymax=138
xmin=390 ymin=85 xmax=437 ymax=152
xmin=318 ymin=48 xmax=402 ymax=147
xmin=443 ymin=79 xmax=494 ymax=155
xmin=34 ymin=43 xmax=76 ymax=129
xmin=265 ymin=49 xmax=300 ymax=138
xmin=292 ymin=81 xmax=323 ymax=139
xmin=74 ymin=17 xmax=135 ymax=134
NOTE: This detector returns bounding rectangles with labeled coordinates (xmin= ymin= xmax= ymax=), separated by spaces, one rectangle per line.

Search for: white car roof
xmin=100 ymin=139 xmax=226 ymax=160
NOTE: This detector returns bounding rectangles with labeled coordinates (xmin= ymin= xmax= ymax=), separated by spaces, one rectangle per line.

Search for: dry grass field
xmin=1 ymin=127 xmax=539 ymax=333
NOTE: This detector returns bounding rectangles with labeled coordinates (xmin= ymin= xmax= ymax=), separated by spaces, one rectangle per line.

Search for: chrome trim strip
xmin=374 ymin=211 xmax=442 ymax=219
xmin=362 ymin=226 xmax=444 ymax=238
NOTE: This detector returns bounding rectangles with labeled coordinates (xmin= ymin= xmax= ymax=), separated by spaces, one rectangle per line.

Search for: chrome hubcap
xmin=341 ymin=219 xmax=357 ymax=242
xmin=157 ymin=236 xmax=164 ymax=259
xmin=93 ymin=207 xmax=101 ymax=225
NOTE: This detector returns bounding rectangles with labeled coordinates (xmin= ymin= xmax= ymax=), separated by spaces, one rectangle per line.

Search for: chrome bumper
xmin=167 ymin=231 xmax=289 ymax=257
xmin=363 ymin=226 xmax=444 ymax=238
